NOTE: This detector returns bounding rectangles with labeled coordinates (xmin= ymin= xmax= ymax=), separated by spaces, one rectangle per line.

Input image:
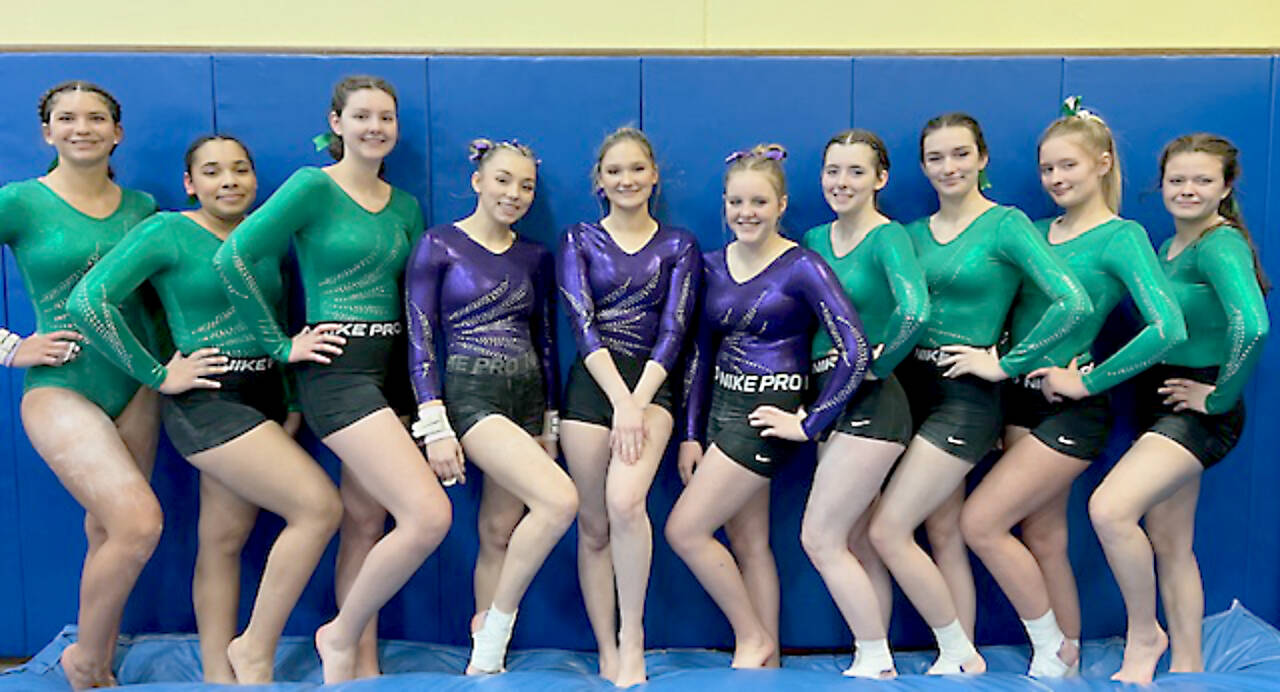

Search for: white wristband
xmin=412 ymin=403 xmax=456 ymax=444
xmin=542 ymin=410 xmax=560 ymax=442
xmin=0 ymin=330 xmax=22 ymax=367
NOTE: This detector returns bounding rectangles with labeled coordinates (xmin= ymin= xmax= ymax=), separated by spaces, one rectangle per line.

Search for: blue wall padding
xmin=0 ymin=250 xmax=25 ymax=654
xmin=1247 ymin=56 xmax=1280 ymax=624
xmin=1 ymin=52 xmax=1278 ymax=658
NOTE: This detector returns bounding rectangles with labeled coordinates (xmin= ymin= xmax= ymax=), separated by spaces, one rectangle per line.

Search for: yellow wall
xmin=6 ymin=0 xmax=1279 ymax=51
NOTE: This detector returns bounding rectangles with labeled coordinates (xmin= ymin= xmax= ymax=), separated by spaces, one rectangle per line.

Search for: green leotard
xmin=1011 ymin=218 xmax=1187 ymax=394
xmin=1157 ymin=226 xmax=1269 ymax=414
xmin=0 ymin=179 xmax=156 ymax=417
xmin=802 ymin=221 xmax=930 ymax=378
xmin=213 ymin=167 xmax=424 ymax=362
xmin=69 ymin=212 xmax=284 ymax=389
xmin=904 ymin=205 xmax=1091 ymax=377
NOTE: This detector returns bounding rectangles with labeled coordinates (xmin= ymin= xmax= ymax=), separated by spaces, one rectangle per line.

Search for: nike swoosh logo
xmin=1057 ymin=436 xmax=1076 ymax=446
xmin=946 ymin=436 xmax=966 ymax=446
xmin=754 ymin=454 xmax=771 ymax=463
xmin=848 ymin=419 xmax=872 ymax=428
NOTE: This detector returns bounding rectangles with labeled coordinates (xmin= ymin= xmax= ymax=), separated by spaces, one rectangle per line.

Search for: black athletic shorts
xmin=162 ymin=355 xmax=287 ymax=457
xmin=443 ymin=352 xmax=545 ymax=438
xmin=563 ymin=352 xmax=674 ymax=427
xmin=1004 ymin=367 xmax=1112 ymax=461
xmin=295 ymin=321 xmax=401 ymax=439
xmin=706 ymin=368 xmax=806 ymax=478
xmin=812 ymin=353 xmax=912 ymax=446
xmin=896 ymin=347 xmax=1002 ymax=463
xmin=1134 ymin=364 xmax=1244 ymax=469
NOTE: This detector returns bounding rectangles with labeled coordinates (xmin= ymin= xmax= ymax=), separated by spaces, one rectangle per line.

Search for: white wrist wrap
xmin=0 ymin=330 xmax=21 ymax=367
xmin=412 ymin=404 xmax=455 ymax=444
xmin=543 ymin=410 xmax=560 ymax=442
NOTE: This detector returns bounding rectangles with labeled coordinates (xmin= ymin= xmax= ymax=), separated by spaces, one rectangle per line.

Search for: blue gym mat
xmin=5 ymin=601 xmax=1280 ymax=690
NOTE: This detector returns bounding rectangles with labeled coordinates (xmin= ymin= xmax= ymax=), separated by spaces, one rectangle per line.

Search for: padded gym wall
xmin=0 ymin=52 xmax=1276 ymax=657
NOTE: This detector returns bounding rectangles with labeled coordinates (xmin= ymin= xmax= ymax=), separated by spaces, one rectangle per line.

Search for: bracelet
xmin=412 ymin=403 xmax=456 ymax=444
xmin=0 ymin=329 xmax=22 ymax=367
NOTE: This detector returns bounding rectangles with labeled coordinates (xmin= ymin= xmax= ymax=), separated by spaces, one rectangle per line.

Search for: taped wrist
xmin=412 ymin=403 xmax=456 ymax=444
xmin=0 ymin=329 xmax=23 ymax=367
xmin=542 ymin=410 xmax=560 ymax=442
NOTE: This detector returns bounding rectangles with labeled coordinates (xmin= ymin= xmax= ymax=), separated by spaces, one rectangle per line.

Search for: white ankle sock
xmin=927 ymin=620 xmax=978 ymax=674
xmin=469 ymin=606 xmax=517 ymax=673
xmin=843 ymin=638 xmax=895 ymax=678
xmin=1023 ymin=609 xmax=1071 ymax=677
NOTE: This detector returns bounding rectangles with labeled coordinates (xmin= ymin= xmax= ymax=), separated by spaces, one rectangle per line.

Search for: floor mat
xmin=5 ymin=601 xmax=1279 ymax=690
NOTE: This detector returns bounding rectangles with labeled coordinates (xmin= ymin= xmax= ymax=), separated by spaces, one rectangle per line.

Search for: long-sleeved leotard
xmin=0 ymin=179 xmax=156 ymax=416
xmin=904 ymin=205 xmax=1092 ymax=377
xmin=683 ymin=245 xmax=870 ymax=443
xmin=405 ymin=223 xmax=558 ymax=409
xmin=69 ymin=212 xmax=284 ymax=389
xmin=1011 ymin=218 xmax=1186 ymax=395
xmin=213 ymin=167 xmax=423 ymax=362
xmin=802 ymin=221 xmax=930 ymax=378
xmin=1156 ymin=226 xmax=1268 ymax=414
xmin=557 ymin=222 xmax=700 ymax=372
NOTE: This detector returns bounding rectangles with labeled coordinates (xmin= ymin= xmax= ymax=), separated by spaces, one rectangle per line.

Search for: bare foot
xmin=315 ymin=622 xmax=357 ymax=685
xmin=60 ymin=643 xmax=104 ymax=690
xmin=615 ymin=628 xmax=646 ymax=687
xmin=61 ymin=642 xmax=112 ymax=690
xmin=227 ymin=635 xmax=273 ymax=684
xmin=730 ymin=633 xmax=776 ymax=669
xmin=1112 ymin=626 xmax=1168 ymax=684
xmin=597 ymin=645 xmax=620 ymax=683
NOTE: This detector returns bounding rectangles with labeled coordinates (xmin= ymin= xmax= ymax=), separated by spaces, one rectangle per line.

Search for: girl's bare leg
xmin=664 ymin=447 xmax=775 ymax=668
xmin=606 ymin=406 xmax=670 ymax=687
xmin=1089 ymin=433 xmax=1201 ymax=684
xmin=335 ymin=470 xmax=386 ymax=677
xmin=561 ymin=420 xmax=619 ymax=680
xmin=314 ymin=410 xmax=452 ymax=684
xmin=23 ymin=388 xmax=163 ymax=691
xmin=190 ymin=423 xmax=342 ymax=684
xmin=192 ymin=474 xmax=258 ymax=683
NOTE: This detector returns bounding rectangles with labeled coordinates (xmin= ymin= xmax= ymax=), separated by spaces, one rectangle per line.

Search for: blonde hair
xmin=724 ymin=143 xmax=788 ymax=200
xmin=591 ymin=126 xmax=656 ymax=190
xmin=1039 ymin=113 xmax=1123 ymax=213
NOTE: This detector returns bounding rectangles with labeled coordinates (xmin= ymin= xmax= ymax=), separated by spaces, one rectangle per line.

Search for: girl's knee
xmin=401 ymin=502 xmax=452 ymax=554
xmin=1088 ymin=493 xmax=1132 ymax=544
xmin=541 ymin=481 xmax=579 ymax=532
xmin=800 ymin=520 xmax=841 ymax=568
xmin=604 ymin=483 xmax=648 ymax=528
xmin=958 ymin=504 xmax=998 ymax=553
xmin=577 ymin=508 xmax=610 ymax=552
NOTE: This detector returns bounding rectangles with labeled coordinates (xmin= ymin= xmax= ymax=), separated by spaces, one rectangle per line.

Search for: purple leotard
xmin=557 ymin=222 xmax=700 ymax=370
xmin=684 ymin=245 xmax=870 ymax=442
xmin=405 ymin=224 xmax=558 ymax=407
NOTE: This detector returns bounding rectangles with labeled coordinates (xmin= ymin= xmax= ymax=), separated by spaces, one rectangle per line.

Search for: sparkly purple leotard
xmin=684 ymin=245 xmax=871 ymax=442
xmin=405 ymin=224 xmax=558 ymax=407
xmin=557 ymin=222 xmax=700 ymax=370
